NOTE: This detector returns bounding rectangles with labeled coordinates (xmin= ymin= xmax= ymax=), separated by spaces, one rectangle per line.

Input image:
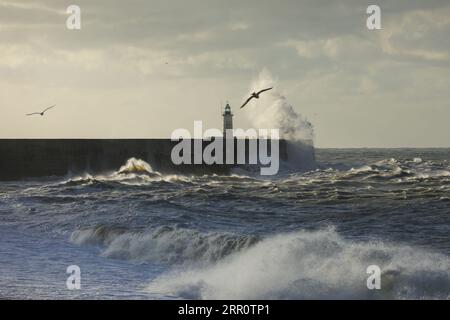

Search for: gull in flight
xmin=240 ymin=87 xmax=273 ymax=109
xmin=26 ymin=105 xmax=56 ymax=116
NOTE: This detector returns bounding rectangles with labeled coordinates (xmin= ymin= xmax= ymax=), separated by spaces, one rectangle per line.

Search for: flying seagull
xmin=26 ymin=105 xmax=56 ymax=116
xmin=240 ymin=87 xmax=273 ymax=109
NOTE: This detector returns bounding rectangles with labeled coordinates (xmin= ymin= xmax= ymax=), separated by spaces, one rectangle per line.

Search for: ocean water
xmin=0 ymin=148 xmax=449 ymax=299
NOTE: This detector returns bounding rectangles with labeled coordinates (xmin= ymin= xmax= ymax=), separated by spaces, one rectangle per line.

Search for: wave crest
xmin=70 ymin=225 xmax=260 ymax=265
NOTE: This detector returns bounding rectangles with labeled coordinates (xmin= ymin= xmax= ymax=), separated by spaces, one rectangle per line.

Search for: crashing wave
xmin=144 ymin=228 xmax=450 ymax=299
xmin=70 ymin=224 xmax=450 ymax=299
xmin=117 ymin=158 xmax=155 ymax=175
xmin=60 ymin=158 xmax=167 ymax=186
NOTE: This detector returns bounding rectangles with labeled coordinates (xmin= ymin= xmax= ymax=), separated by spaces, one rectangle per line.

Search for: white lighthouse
xmin=222 ymin=102 xmax=233 ymax=136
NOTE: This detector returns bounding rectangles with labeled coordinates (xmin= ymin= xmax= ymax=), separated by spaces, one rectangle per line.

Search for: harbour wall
xmin=0 ymin=139 xmax=314 ymax=180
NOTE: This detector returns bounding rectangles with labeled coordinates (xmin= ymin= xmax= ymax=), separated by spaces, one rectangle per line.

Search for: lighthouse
xmin=222 ymin=102 xmax=233 ymax=136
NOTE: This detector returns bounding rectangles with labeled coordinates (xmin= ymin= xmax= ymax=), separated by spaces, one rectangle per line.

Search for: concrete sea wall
xmin=0 ymin=139 xmax=300 ymax=180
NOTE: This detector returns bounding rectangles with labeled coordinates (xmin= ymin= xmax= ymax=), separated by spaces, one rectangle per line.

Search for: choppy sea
xmin=0 ymin=148 xmax=449 ymax=299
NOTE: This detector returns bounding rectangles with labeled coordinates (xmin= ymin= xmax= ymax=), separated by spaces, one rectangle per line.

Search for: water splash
xmin=243 ymin=69 xmax=314 ymax=141
xmin=118 ymin=158 xmax=154 ymax=175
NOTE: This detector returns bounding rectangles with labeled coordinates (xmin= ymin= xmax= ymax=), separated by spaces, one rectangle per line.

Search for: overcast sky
xmin=0 ymin=0 xmax=449 ymax=147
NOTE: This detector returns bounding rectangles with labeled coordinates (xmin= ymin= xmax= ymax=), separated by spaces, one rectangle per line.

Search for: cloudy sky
xmin=0 ymin=0 xmax=449 ymax=147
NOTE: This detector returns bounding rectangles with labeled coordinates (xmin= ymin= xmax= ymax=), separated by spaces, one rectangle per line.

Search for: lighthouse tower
xmin=222 ymin=102 xmax=233 ymax=136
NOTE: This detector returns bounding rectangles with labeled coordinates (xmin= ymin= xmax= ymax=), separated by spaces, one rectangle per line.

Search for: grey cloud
xmin=0 ymin=0 xmax=449 ymax=146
